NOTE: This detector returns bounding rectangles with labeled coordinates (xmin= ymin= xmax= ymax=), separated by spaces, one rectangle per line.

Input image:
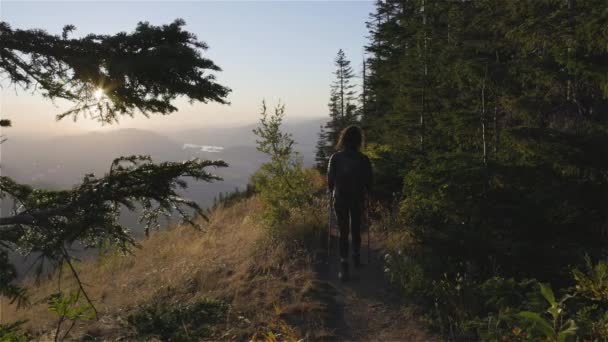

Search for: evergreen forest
xmin=315 ymin=1 xmax=608 ymax=339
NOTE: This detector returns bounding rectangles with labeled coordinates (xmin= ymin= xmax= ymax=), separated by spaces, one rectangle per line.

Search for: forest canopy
xmin=355 ymin=0 xmax=607 ymax=339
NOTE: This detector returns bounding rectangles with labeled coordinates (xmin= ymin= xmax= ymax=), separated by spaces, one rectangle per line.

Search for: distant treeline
xmin=210 ymin=184 xmax=255 ymax=210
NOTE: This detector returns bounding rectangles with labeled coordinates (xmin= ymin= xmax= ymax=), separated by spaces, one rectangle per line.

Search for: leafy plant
xmin=517 ymin=284 xmax=577 ymax=342
xmin=571 ymin=258 xmax=608 ymax=340
xmin=573 ymin=256 xmax=608 ymax=303
xmin=0 ymin=321 xmax=30 ymax=342
xmin=251 ymin=100 xmax=318 ymax=231
xmin=47 ymin=290 xmax=95 ymax=342
xmin=477 ymin=261 xmax=608 ymax=341
xmin=383 ymin=242 xmax=608 ymax=341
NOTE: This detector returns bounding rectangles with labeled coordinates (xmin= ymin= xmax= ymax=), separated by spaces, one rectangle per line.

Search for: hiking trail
xmin=315 ymin=233 xmax=435 ymax=341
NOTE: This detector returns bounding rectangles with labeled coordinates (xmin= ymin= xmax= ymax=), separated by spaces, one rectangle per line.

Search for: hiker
xmin=327 ymin=125 xmax=373 ymax=281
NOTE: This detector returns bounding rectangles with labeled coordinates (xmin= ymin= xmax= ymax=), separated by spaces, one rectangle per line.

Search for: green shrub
xmin=482 ymin=261 xmax=608 ymax=341
xmin=251 ymin=101 xmax=320 ymax=233
xmin=47 ymin=290 xmax=95 ymax=341
xmin=385 ymin=237 xmax=608 ymax=341
xmin=127 ymin=298 xmax=228 ymax=341
xmin=383 ymin=251 xmax=428 ymax=299
xmin=515 ymin=284 xmax=578 ymax=341
xmin=401 ymin=145 xmax=608 ymax=283
xmin=0 ymin=321 xmax=29 ymax=342
xmin=573 ymin=256 xmax=608 ymax=303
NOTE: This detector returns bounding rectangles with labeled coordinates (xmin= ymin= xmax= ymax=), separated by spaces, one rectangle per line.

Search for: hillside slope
xmin=3 ymin=198 xmax=432 ymax=340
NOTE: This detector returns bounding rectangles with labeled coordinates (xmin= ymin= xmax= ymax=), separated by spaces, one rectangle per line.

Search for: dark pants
xmin=334 ymin=196 xmax=363 ymax=260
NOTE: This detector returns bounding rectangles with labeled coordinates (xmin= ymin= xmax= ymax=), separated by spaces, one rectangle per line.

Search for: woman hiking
xmin=327 ymin=125 xmax=373 ymax=281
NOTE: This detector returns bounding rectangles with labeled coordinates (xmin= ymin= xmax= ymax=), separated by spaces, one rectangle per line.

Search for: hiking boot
xmin=353 ymin=253 xmax=362 ymax=269
xmin=338 ymin=260 xmax=349 ymax=281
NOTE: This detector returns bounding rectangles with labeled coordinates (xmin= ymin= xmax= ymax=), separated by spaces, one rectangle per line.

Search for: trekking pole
xmin=327 ymin=191 xmax=332 ymax=263
xmin=366 ymin=197 xmax=371 ymax=264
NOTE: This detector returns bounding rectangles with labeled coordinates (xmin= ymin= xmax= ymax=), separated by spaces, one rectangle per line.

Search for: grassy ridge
xmin=3 ymin=197 xmax=333 ymax=340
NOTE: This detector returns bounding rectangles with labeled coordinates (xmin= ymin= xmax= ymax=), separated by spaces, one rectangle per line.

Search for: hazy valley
xmin=1 ymin=118 xmax=324 ymax=277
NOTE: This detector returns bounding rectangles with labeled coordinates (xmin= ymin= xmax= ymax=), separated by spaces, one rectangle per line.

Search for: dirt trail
xmin=315 ymin=234 xmax=435 ymax=341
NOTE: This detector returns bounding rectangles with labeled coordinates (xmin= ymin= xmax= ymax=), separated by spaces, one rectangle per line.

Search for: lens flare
xmin=94 ymin=88 xmax=105 ymax=100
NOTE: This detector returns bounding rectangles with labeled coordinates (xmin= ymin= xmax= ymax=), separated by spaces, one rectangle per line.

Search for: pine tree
xmin=360 ymin=58 xmax=368 ymax=126
xmin=362 ymin=0 xmax=405 ymax=143
xmin=314 ymin=125 xmax=329 ymax=172
xmin=314 ymin=49 xmax=359 ymax=171
xmin=0 ymin=20 xmax=230 ymax=305
xmin=363 ymin=0 xmax=608 ymax=290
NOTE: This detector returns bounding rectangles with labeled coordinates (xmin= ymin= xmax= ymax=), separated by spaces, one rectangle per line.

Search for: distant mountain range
xmin=1 ymin=117 xmax=326 ymax=228
xmin=1 ymin=118 xmax=327 ymax=277
xmin=164 ymin=117 xmax=326 ymax=165
xmin=2 ymin=118 xmax=325 ymax=188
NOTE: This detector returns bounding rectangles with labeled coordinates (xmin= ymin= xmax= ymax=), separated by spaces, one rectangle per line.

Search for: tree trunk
xmin=420 ymin=0 xmax=427 ymax=150
xmin=493 ymin=97 xmax=499 ymax=154
xmin=340 ymin=67 xmax=345 ymax=120
xmin=567 ymin=0 xmax=574 ymax=102
xmin=481 ymin=64 xmax=488 ymax=165
xmin=362 ymin=58 xmax=367 ymax=121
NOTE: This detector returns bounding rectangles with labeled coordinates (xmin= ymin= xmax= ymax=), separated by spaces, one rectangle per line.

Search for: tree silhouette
xmin=0 ymin=19 xmax=230 ymax=306
xmin=315 ymin=49 xmax=359 ymax=171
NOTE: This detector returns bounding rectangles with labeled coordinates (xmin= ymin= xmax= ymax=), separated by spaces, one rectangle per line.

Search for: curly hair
xmin=336 ymin=125 xmax=364 ymax=151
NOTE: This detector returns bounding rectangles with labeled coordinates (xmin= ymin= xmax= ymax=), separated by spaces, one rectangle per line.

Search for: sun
xmin=93 ymin=88 xmax=105 ymax=100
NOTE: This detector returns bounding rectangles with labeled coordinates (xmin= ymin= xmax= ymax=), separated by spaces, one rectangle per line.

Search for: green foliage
xmin=314 ymin=125 xmax=330 ymax=172
xmin=400 ymin=149 xmax=607 ymax=281
xmin=363 ymin=2 xmax=608 ymax=333
xmin=0 ymin=250 xmax=27 ymax=307
xmin=516 ymin=284 xmax=577 ymax=342
xmin=570 ymin=257 xmax=608 ymax=340
xmin=363 ymin=143 xmax=415 ymax=198
xmin=383 ymin=252 xmax=426 ymax=299
xmin=573 ymin=256 xmax=608 ymax=302
xmin=482 ymin=261 xmax=608 ymax=341
xmin=48 ymin=291 xmax=96 ymax=322
xmin=252 ymin=101 xmax=318 ymax=230
xmin=127 ymin=298 xmax=228 ymax=341
xmin=315 ymin=49 xmax=360 ymax=171
xmin=0 ymin=19 xmax=230 ymax=124
xmin=0 ymin=321 xmax=29 ymax=342
xmin=47 ymin=290 xmax=95 ymax=341
xmin=385 ymin=246 xmax=608 ymax=340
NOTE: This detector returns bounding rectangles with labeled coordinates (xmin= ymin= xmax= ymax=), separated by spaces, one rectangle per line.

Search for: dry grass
xmin=4 ymin=197 xmax=327 ymax=340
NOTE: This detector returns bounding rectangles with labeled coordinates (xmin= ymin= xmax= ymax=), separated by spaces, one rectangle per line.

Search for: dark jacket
xmin=327 ymin=149 xmax=372 ymax=200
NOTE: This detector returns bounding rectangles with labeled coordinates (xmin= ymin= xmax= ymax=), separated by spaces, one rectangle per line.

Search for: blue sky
xmin=1 ymin=1 xmax=374 ymax=134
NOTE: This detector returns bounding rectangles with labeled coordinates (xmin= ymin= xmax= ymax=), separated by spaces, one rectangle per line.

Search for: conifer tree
xmin=363 ymin=0 xmax=608 ymax=286
xmin=315 ymin=49 xmax=359 ymax=171
xmin=0 ymin=20 xmax=230 ymax=305
xmin=314 ymin=125 xmax=329 ymax=172
xmin=360 ymin=58 xmax=368 ymax=124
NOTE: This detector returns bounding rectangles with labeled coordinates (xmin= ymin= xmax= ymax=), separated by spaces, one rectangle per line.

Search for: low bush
xmin=0 ymin=321 xmax=29 ymax=342
xmin=385 ymin=247 xmax=608 ymax=341
xmin=251 ymin=100 xmax=324 ymax=236
xmin=127 ymin=298 xmax=228 ymax=341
